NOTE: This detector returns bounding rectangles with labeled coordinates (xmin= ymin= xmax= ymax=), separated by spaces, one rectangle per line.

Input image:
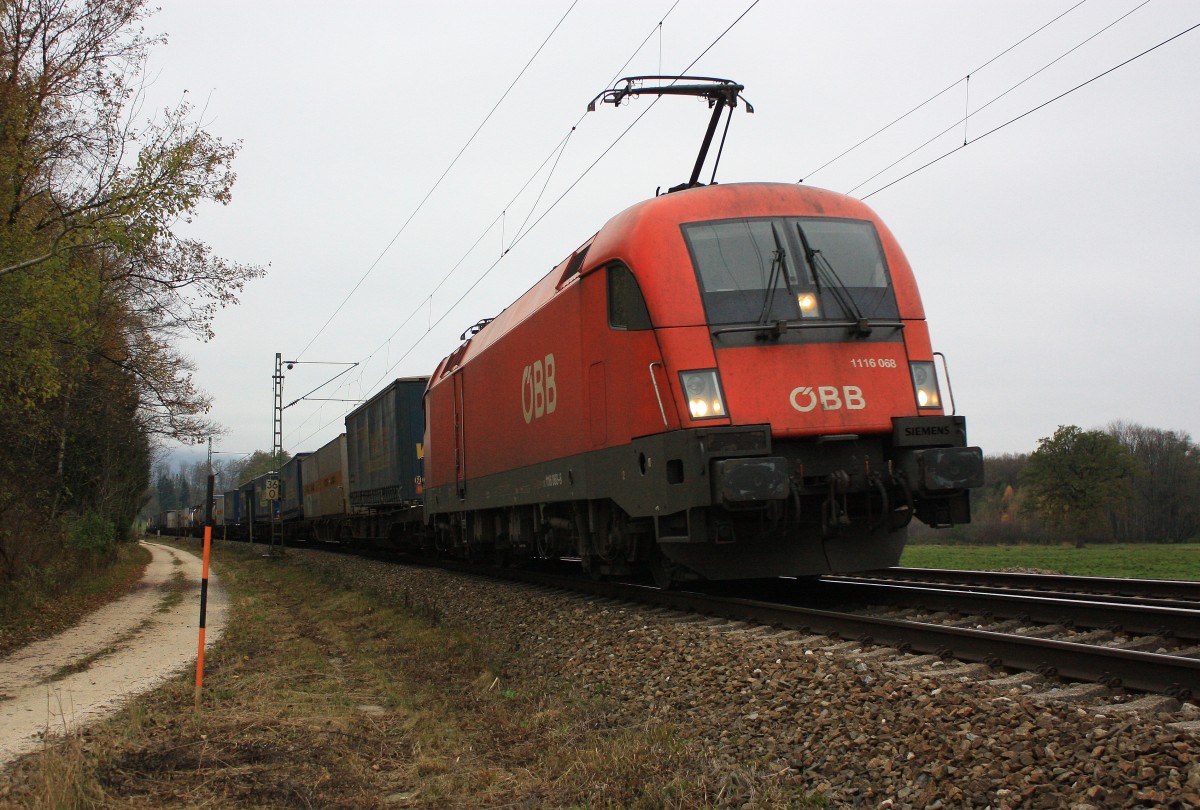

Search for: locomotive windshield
xmin=682 ymin=217 xmax=899 ymax=326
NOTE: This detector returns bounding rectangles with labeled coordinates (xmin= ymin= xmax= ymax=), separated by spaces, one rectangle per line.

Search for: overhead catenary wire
xmin=846 ymin=0 xmax=1155 ymax=197
xmin=282 ymin=363 xmax=358 ymax=411
xmin=799 ymin=0 xmax=1092 ymax=184
xmin=291 ymin=0 xmax=583 ymax=363
xmin=860 ymin=19 xmax=1200 ymax=200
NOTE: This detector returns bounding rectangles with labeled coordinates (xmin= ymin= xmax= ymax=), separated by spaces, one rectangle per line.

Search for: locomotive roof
xmin=434 ymin=182 xmax=919 ymax=376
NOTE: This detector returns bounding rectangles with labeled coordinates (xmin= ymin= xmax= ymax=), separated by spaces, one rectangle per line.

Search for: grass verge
xmin=899 ymin=542 xmax=1200 ymax=580
xmin=1 ymin=543 xmax=820 ymax=808
xmin=0 ymin=542 xmax=152 ymax=657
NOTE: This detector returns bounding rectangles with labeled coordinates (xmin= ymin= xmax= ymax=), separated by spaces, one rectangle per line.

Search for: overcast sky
xmin=143 ymin=0 xmax=1200 ymax=465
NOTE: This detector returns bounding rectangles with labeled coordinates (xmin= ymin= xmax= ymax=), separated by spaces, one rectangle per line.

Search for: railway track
xmin=844 ymin=566 xmax=1200 ymax=603
xmin=464 ymin=563 xmax=1200 ymax=700
xmin=265 ymin=542 xmax=1200 ymax=701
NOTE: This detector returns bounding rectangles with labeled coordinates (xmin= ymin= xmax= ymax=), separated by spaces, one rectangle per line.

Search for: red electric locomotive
xmin=422 ymin=78 xmax=982 ymax=584
xmin=424 ymin=180 xmax=982 ymax=584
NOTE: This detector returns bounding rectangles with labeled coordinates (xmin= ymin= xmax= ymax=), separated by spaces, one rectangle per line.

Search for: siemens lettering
xmin=904 ymin=425 xmax=952 ymax=438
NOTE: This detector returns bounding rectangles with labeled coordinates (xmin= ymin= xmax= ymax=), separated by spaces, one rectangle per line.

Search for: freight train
xmin=158 ymin=181 xmax=982 ymax=586
xmin=157 ymin=79 xmax=983 ymax=585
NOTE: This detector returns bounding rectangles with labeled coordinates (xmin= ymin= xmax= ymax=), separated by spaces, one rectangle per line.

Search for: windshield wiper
xmin=795 ymin=222 xmax=872 ymax=336
xmin=755 ymin=224 xmax=794 ymax=336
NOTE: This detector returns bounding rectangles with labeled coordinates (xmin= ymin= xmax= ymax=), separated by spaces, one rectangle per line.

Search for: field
xmin=899 ymin=543 xmax=1200 ymax=581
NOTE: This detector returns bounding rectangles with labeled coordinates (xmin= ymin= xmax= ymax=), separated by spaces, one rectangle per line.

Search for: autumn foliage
xmin=0 ymin=0 xmax=263 ymax=582
xmin=920 ymin=422 xmax=1200 ymax=546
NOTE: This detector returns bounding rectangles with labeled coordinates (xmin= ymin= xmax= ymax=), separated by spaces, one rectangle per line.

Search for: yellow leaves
xmin=0 ymin=0 xmax=262 ymax=446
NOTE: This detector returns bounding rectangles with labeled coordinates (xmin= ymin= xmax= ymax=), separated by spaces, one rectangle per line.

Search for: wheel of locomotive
xmin=535 ymin=525 xmax=553 ymax=560
xmin=433 ymin=524 xmax=454 ymax=558
xmin=648 ymin=544 xmax=679 ymax=590
xmin=489 ymin=512 xmax=511 ymax=567
xmin=582 ymin=502 xmax=631 ymax=581
xmin=491 ymin=545 xmax=511 ymax=568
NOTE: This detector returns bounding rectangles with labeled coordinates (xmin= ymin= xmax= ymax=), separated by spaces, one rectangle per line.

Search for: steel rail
xmin=816 ymin=578 xmax=1200 ymax=641
xmin=480 ymin=566 xmax=1200 ymax=699
xmin=823 ymin=576 xmax=1200 ymax=612
xmin=851 ymin=567 xmax=1200 ymax=602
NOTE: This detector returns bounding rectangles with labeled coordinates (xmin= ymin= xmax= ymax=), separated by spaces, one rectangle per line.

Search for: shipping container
xmin=241 ymin=471 xmax=279 ymax=523
xmin=302 ymin=434 xmax=349 ymax=519
xmin=346 ymin=377 xmax=428 ymax=508
xmin=279 ymin=453 xmax=312 ymax=521
xmin=222 ymin=488 xmax=242 ymax=525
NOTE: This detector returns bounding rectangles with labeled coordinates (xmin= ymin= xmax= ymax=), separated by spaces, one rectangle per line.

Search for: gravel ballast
xmin=306 ymin=551 xmax=1200 ymax=809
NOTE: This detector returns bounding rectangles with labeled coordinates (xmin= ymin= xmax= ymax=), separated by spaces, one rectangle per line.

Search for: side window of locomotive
xmin=607 ymin=263 xmax=652 ymax=331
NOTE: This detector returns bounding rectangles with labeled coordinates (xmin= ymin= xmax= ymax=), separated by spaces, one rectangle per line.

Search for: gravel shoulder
xmin=313 ymin=552 xmax=1200 ymax=808
xmin=0 ymin=541 xmax=227 ymax=766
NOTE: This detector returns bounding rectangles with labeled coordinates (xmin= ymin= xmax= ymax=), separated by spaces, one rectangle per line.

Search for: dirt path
xmin=0 ymin=541 xmax=228 ymax=767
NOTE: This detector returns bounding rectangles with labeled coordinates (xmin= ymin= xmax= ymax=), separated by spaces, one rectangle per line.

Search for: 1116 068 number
xmin=850 ymin=358 xmax=898 ymax=369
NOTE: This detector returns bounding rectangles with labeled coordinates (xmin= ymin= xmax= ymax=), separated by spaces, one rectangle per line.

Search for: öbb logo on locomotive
xmin=789 ymin=385 xmax=866 ymax=413
xmin=521 ymin=353 xmax=557 ymax=424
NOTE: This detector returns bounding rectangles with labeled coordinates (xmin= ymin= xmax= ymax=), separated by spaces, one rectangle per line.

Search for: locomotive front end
xmin=626 ymin=184 xmax=983 ymax=579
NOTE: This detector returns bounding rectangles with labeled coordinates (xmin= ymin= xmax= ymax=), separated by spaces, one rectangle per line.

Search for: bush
xmin=908 ymin=517 xmax=1055 ymax=546
xmin=67 ymin=512 xmax=117 ymax=558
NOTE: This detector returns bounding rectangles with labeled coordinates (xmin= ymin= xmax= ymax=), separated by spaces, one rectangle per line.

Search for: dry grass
xmin=153 ymin=570 xmax=189 ymax=614
xmin=0 ymin=544 xmax=821 ymax=808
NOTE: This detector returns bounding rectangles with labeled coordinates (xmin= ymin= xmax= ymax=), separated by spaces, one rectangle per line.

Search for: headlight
xmin=910 ymin=361 xmax=941 ymax=410
xmin=797 ymin=292 xmax=821 ymax=318
xmin=679 ymin=369 xmax=727 ymax=420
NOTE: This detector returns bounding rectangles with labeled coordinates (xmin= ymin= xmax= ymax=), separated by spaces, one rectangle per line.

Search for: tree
xmin=1019 ymin=425 xmax=1138 ymax=544
xmin=232 ymin=450 xmax=292 ymax=486
xmin=971 ymin=453 xmax=1028 ymax=522
xmin=1107 ymin=421 xmax=1200 ymax=543
xmin=0 ymin=0 xmax=264 ymax=443
xmin=155 ymin=466 xmax=177 ymax=512
xmin=0 ymin=0 xmax=262 ymax=579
